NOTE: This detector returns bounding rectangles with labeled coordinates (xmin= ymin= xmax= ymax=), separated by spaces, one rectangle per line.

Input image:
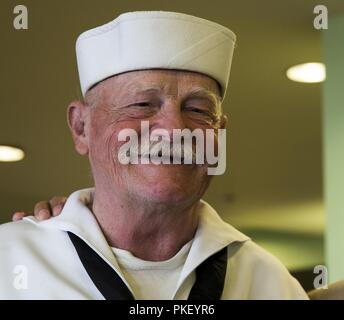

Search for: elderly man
xmin=0 ymin=11 xmax=308 ymax=299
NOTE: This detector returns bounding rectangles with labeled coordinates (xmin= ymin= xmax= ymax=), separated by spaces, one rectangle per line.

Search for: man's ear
xmin=67 ymin=100 xmax=90 ymax=155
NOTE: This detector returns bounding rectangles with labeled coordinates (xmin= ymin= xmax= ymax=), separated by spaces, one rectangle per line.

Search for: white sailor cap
xmin=76 ymin=11 xmax=236 ymax=98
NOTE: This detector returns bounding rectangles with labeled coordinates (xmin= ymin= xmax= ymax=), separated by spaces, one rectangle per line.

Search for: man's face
xmin=79 ymin=69 xmax=225 ymax=206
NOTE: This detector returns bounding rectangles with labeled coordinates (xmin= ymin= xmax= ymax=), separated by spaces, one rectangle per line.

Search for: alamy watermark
xmin=314 ymin=5 xmax=328 ymax=30
xmin=11 ymin=4 xmax=329 ymax=31
xmin=313 ymin=265 xmax=328 ymax=289
xmin=13 ymin=5 xmax=28 ymax=30
xmin=117 ymin=121 xmax=227 ymax=175
xmin=13 ymin=265 xmax=28 ymax=290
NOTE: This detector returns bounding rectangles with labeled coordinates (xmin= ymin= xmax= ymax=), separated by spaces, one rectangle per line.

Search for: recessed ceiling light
xmin=286 ymin=62 xmax=326 ymax=83
xmin=0 ymin=145 xmax=25 ymax=162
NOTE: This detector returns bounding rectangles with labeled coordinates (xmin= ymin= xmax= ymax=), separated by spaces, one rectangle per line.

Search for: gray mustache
xmin=119 ymin=139 xmax=198 ymax=164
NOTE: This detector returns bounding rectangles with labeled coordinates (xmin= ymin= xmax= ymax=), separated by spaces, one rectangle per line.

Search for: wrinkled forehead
xmin=88 ymin=69 xmax=222 ymax=101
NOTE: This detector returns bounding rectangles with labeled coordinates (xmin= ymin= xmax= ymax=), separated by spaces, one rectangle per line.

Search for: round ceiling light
xmin=286 ymin=62 xmax=326 ymax=83
xmin=0 ymin=145 xmax=25 ymax=162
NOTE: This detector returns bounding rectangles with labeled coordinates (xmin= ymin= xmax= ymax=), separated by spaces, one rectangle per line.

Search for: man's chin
xmin=139 ymin=186 xmax=194 ymax=205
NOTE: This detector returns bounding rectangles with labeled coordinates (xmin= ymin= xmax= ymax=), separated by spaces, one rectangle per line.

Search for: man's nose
xmin=153 ymin=101 xmax=186 ymax=136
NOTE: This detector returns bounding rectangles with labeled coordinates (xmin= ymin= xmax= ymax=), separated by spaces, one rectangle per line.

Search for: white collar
xmin=174 ymin=197 xmax=250 ymax=294
xmin=24 ymin=188 xmax=250 ymax=297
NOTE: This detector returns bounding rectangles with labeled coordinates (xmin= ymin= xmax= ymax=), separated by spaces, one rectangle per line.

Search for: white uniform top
xmin=0 ymin=188 xmax=308 ymax=300
xmin=111 ymin=239 xmax=193 ymax=300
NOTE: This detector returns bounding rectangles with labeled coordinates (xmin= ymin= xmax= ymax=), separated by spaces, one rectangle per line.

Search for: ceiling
xmin=1 ymin=0 xmax=344 ymax=270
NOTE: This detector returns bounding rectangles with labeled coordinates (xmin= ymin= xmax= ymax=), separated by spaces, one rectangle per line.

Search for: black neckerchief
xmin=68 ymin=232 xmax=227 ymax=300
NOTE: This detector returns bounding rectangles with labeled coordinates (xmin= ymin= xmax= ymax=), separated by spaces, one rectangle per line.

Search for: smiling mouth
xmin=124 ymin=149 xmax=197 ymax=164
xmin=140 ymin=154 xmax=183 ymax=163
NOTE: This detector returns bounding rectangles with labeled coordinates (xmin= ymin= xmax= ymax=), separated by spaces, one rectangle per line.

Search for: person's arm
xmin=12 ymin=196 xmax=67 ymax=221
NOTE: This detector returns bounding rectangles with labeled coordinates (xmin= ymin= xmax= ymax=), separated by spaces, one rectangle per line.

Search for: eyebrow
xmin=127 ymin=81 xmax=169 ymax=95
xmin=130 ymin=85 xmax=221 ymax=102
xmin=115 ymin=84 xmax=163 ymax=105
xmin=184 ymin=87 xmax=221 ymax=105
xmin=131 ymin=87 xmax=162 ymax=95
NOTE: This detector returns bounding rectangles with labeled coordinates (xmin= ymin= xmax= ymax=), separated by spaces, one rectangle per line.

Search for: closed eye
xmin=185 ymin=106 xmax=219 ymax=124
xmin=189 ymin=108 xmax=207 ymax=114
xmin=132 ymin=102 xmax=151 ymax=107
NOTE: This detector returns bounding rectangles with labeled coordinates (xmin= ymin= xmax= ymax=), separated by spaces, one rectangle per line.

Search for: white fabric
xmin=0 ymin=188 xmax=308 ymax=299
xmin=111 ymin=240 xmax=192 ymax=300
xmin=76 ymin=11 xmax=236 ymax=98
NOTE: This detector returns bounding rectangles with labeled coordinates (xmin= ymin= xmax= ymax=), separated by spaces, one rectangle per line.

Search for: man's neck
xmin=91 ymin=188 xmax=200 ymax=261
